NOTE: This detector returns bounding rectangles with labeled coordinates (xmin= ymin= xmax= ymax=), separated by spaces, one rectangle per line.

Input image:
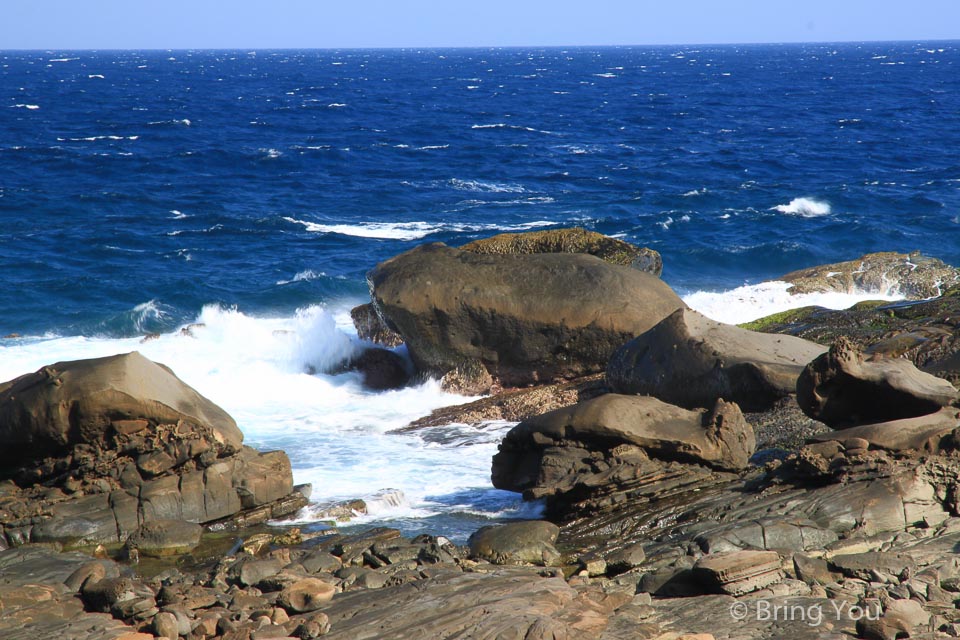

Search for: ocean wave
xmin=148 ymin=118 xmax=191 ymax=126
xmin=772 ymin=197 xmax=832 ymax=217
xmin=10 ymin=104 xmax=40 ymax=110
xmin=683 ymin=281 xmax=902 ymax=325
xmin=470 ymin=123 xmax=554 ymax=135
xmin=276 ymin=269 xmax=326 ymax=285
xmin=283 ymin=217 xmax=555 ymax=240
xmin=448 ymin=178 xmax=526 ymax=193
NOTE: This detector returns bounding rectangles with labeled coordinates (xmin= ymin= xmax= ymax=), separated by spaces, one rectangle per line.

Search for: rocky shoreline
xmin=3 ymin=229 xmax=960 ymax=639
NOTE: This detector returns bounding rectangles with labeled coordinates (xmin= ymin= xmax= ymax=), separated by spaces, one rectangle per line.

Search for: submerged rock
xmin=368 ymin=243 xmax=684 ymax=387
xmin=797 ymin=336 xmax=958 ymax=429
xmin=460 ymin=226 xmax=663 ymax=276
xmin=780 ymin=251 xmax=960 ymax=299
xmin=124 ymin=519 xmax=203 ymax=557
xmin=607 ymin=308 xmax=827 ymax=411
xmin=346 ymin=347 xmax=411 ymax=390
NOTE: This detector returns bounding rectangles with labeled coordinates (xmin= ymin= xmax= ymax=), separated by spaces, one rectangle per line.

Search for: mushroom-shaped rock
xmin=368 ymin=243 xmax=684 ymax=387
xmin=797 ymin=337 xmax=958 ymax=429
xmin=0 ymin=351 xmax=242 ymax=464
xmin=492 ymin=394 xmax=755 ymax=498
xmin=607 ymin=308 xmax=827 ymax=411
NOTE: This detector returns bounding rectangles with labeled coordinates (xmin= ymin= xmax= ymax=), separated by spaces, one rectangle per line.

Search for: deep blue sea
xmin=2 ymin=43 xmax=959 ymax=539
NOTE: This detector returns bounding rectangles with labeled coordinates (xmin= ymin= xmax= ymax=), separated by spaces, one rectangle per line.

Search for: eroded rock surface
xmin=460 ymin=226 xmax=663 ymax=276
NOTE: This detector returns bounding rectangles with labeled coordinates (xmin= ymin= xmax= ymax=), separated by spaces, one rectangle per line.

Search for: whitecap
xmin=276 ymin=269 xmax=326 ymax=286
xmin=683 ymin=281 xmax=902 ymax=325
xmin=11 ymin=104 xmax=39 ymax=110
xmin=772 ymin=197 xmax=832 ymax=217
xmin=261 ymin=148 xmax=282 ymax=159
xmin=327 ymin=103 xmax=347 ymax=108
xmin=448 ymin=178 xmax=526 ymax=193
xmin=88 ymin=74 xmax=105 ymax=79
xmin=170 ymin=210 xmax=188 ymax=219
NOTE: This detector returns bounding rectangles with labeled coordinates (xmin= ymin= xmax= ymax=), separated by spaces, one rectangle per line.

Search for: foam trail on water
xmin=683 ymin=281 xmax=902 ymax=325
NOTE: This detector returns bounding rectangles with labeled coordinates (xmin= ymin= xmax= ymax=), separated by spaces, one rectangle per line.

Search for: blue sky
xmin=3 ymin=0 xmax=959 ymax=49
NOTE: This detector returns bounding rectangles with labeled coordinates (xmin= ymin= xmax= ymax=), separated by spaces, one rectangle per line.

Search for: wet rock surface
xmin=780 ymin=251 xmax=960 ymax=299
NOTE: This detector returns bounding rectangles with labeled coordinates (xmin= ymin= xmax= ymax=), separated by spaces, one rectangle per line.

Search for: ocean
xmin=2 ymin=42 xmax=959 ymax=540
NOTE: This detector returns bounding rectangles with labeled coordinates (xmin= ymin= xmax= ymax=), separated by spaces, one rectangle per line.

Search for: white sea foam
xmin=170 ymin=210 xmax=188 ymax=219
xmin=772 ymin=197 xmax=832 ymax=217
xmin=11 ymin=104 xmax=40 ymax=110
xmin=683 ymin=280 xmax=902 ymax=325
xmin=0 ymin=304 xmax=507 ymax=531
xmin=88 ymin=74 xmax=105 ymax=79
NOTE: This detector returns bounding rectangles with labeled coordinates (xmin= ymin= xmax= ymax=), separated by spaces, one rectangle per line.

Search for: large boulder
xmin=460 ymin=227 xmax=663 ymax=276
xmin=607 ymin=308 xmax=827 ymax=411
xmin=367 ymin=243 xmax=684 ymax=387
xmin=780 ymin=251 xmax=960 ymax=299
xmin=797 ymin=337 xmax=958 ymax=429
xmin=494 ymin=394 xmax=755 ymax=481
xmin=0 ymin=351 xmax=242 ymax=464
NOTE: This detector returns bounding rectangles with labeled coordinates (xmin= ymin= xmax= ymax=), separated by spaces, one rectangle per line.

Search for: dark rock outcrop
xmin=346 ymin=347 xmax=411 ymax=390
xmin=460 ymin=226 xmax=663 ymax=276
xmin=607 ymin=308 xmax=827 ymax=411
xmin=797 ymin=337 xmax=958 ymax=429
xmin=367 ymin=243 xmax=685 ymax=387
xmin=780 ymin=251 xmax=960 ymax=299
xmin=350 ymin=303 xmax=403 ymax=347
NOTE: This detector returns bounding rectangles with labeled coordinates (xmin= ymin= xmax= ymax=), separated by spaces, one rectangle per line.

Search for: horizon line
xmin=3 ymin=37 xmax=959 ymax=53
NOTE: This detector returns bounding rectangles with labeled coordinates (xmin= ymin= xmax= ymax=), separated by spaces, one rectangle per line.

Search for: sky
xmin=3 ymin=0 xmax=959 ymax=50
